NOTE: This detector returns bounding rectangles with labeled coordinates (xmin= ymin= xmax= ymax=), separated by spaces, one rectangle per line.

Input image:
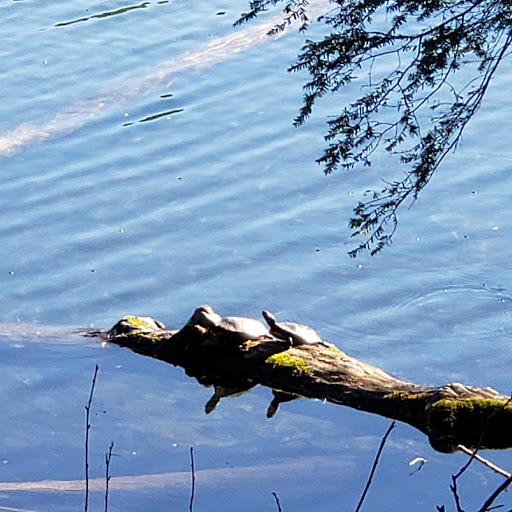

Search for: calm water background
xmin=2 ymin=1 xmax=512 ymax=510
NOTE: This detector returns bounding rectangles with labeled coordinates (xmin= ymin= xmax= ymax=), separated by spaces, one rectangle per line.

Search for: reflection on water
xmin=0 ymin=1 xmax=327 ymax=157
xmin=123 ymin=107 xmax=184 ymax=126
xmin=0 ymin=455 xmax=352 ymax=492
xmin=55 ymin=1 xmax=152 ymax=27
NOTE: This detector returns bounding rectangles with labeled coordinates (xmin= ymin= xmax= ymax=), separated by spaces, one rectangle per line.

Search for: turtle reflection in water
xmin=187 ymin=305 xmax=272 ymax=413
xmin=188 ymin=305 xmax=272 ymax=343
xmin=206 ymin=385 xmax=299 ymax=416
xmin=262 ymin=310 xmax=334 ymax=348
xmin=204 ymin=382 xmax=256 ymax=414
xmin=266 ymin=389 xmax=300 ymax=418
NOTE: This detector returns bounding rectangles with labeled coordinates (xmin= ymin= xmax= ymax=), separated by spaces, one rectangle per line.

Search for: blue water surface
xmin=2 ymin=0 xmax=512 ymax=510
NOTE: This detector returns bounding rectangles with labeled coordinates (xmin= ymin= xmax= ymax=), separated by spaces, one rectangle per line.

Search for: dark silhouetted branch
xmin=354 ymin=421 xmax=395 ymax=512
xmin=272 ymin=491 xmax=283 ymax=512
xmin=189 ymin=446 xmax=196 ymax=512
xmin=84 ymin=364 xmax=99 ymax=512
xmin=104 ymin=441 xmax=114 ymax=512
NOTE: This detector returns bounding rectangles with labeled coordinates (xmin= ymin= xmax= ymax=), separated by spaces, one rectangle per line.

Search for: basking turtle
xmin=188 ymin=305 xmax=271 ymax=343
xmin=212 ymin=315 xmax=272 ymax=343
xmin=262 ymin=310 xmax=334 ymax=348
xmin=186 ymin=305 xmax=222 ymax=330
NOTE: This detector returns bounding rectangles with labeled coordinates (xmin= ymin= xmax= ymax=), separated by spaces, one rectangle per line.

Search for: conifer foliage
xmin=238 ymin=1 xmax=512 ymax=255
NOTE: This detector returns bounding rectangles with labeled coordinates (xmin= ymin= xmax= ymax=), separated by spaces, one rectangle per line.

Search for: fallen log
xmin=93 ymin=310 xmax=512 ymax=453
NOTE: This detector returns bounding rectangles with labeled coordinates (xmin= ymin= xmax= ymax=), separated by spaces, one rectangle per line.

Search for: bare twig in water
xmin=104 ymin=441 xmax=114 ymax=512
xmin=189 ymin=447 xmax=195 ymax=512
xmin=354 ymin=421 xmax=395 ymax=512
xmin=449 ymin=475 xmax=464 ymax=512
xmin=84 ymin=364 xmax=99 ymax=512
xmin=458 ymin=445 xmax=511 ymax=479
xmin=272 ymin=492 xmax=283 ymax=512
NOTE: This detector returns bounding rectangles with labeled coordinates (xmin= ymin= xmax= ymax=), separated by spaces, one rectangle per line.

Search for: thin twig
xmin=476 ymin=473 xmax=512 ymax=512
xmin=354 ymin=421 xmax=395 ymax=512
xmin=272 ymin=491 xmax=283 ymax=512
xmin=104 ymin=441 xmax=114 ymax=512
xmin=84 ymin=364 xmax=99 ymax=512
xmin=189 ymin=446 xmax=195 ymax=512
xmin=450 ymin=475 xmax=464 ymax=512
xmin=458 ymin=445 xmax=511 ymax=479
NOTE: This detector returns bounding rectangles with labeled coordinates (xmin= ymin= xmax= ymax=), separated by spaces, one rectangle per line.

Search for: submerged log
xmin=97 ymin=312 xmax=512 ymax=453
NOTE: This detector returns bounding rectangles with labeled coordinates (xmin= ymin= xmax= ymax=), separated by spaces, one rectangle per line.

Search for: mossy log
xmin=98 ymin=314 xmax=512 ymax=454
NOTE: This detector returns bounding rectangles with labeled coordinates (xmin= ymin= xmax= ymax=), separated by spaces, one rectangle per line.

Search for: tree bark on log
xmin=96 ymin=314 xmax=512 ymax=454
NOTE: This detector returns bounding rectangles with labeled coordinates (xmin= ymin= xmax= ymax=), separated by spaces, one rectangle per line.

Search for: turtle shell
xmin=262 ymin=310 xmax=325 ymax=346
xmin=214 ymin=316 xmax=270 ymax=342
xmin=274 ymin=321 xmax=323 ymax=345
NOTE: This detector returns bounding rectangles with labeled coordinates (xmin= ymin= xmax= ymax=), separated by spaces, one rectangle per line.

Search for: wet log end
xmin=427 ymin=393 xmax=512 ymax=453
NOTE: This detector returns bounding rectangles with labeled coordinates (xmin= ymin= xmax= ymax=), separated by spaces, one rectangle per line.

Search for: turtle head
xmin=187 ymin=305 xmax=222 ymax=329
xmin=261 ymin=310 xmax=276 ymax=328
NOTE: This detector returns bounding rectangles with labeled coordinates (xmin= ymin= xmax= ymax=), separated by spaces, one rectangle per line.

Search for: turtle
xmin=188 ymin=305 xmax=271 ymax=343
xmin=212 ymin=315 xmax=272 ymax=343
xmin=261 ymin=310 xmax=334 ymax=348
xmin=186 ymin=305 xmax=222 ymax=330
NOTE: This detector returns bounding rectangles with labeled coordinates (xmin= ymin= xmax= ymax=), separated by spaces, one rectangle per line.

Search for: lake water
xmin=2 ymin=1 xmax=512 ymax=511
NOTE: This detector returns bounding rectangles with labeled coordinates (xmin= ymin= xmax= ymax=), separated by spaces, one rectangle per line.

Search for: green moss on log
xmin=429 ymin=398 xmax=512 ymax=452
xmin=384 ymin=390 xmax=428 ymax=401
xmin=265 ymin=352 xmax=312 ymax=376
xmin=123 ymin=316 xmax=155 ymax=329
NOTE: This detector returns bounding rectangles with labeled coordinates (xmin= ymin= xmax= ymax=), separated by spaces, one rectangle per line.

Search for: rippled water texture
xmin=2 ymin=1 xmax=512 ymax=510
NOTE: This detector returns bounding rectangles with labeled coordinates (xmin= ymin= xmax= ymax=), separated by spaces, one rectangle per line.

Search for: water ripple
xmin=0 ymin=0 xmax=328 ymax=157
